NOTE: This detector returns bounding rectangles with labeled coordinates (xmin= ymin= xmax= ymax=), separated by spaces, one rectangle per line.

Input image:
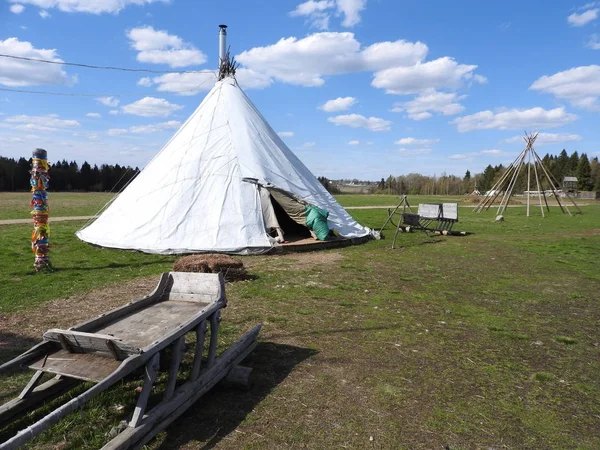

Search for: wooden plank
xmin=206 ymin=311 xmax=221 ymax=369
xmin=130 ymin=353 xmax=160 ymax=428
xmin=417 ymin=204 xmax=441 ymax=220
xmin=190 ymin=320 xmax=207 ymax=381
xmin=43 ymin=329 xmax=141 ymax=358
xmin=96 ymin=301 xmax=211 ymax=350
xmin=18 ymin=370 xmax=45 ymax=399
xmin=101 ymin=324 xmax=261 ymax=450
xmin=163 ymin=336 xmax=185 ymax=402
xmin=165 ymin=293 xmax=218 ymax=303
xmin=165 ymin=272 xmax=225 ymax=303
xmin=28 ymin=349 xmax=122 ymax=382
xmin=224 ymin=365 xmax=253 ymax=389
xmin=71 ymin=273 xmax=169 ymax=333
xmin=441 ymin=203 xmax=458 ymax=221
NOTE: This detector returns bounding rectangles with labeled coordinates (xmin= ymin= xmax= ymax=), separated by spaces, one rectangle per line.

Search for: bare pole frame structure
xmin=473 ymin=132 xmax=581 ymax=217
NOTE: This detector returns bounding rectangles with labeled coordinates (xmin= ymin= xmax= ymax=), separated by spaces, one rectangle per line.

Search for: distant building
xmin=563 ymin=176 xmax=578 ymax=193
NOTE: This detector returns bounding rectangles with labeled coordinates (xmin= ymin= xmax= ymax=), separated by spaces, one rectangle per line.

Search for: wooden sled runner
xmin=0 ymin=272 xmax=261 ymax=449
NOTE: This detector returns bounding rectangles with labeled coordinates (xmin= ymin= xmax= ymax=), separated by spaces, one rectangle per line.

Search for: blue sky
xmin=1 ymin=0 xmax=599 ymax=179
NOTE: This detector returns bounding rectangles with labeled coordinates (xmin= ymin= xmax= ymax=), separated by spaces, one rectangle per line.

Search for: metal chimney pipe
xmin=219 ymin=25 xmax=227 ymax=68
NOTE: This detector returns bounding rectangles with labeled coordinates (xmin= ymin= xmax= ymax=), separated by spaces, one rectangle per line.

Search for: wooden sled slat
xmin=95 ymin=300 xmax=210 ymax=350
xmin=29 ymin=349 xmax=122 ymax=382
xmin=43 ymin=329 xmax=141 ymax=358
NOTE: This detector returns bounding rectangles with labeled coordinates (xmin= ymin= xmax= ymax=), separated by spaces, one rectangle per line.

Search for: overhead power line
xmin=0 ymin=87 xmax=145 ymax=97
xmin=0 ymin=53 xmax=216 ymax=75
xmin=0 ymin=83 xmax=214 ymax=98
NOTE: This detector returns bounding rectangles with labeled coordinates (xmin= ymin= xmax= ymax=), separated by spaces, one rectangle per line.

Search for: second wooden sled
xmin=0 ymin=272 xmax=261 ymax=450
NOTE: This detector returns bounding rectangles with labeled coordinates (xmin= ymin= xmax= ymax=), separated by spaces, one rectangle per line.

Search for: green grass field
xmin=0 ymin=192 xmax=114 ymax=220
xmin=0 ymin=194 xmax=599 ymax=449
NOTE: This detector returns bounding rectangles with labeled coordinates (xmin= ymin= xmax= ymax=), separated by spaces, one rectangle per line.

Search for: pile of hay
xmin=173 ymin=254 xmax=247 ymax=282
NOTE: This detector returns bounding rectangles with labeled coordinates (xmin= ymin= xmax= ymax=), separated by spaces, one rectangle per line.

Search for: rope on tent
xmin=77 ymin=167 xmax=140 ymax=232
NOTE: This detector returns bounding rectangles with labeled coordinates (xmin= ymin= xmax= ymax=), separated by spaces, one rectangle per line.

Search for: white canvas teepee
xmin=77 ymin=35 xmax=370 ymax=254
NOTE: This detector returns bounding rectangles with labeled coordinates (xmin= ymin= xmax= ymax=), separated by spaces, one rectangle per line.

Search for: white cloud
xmin=319 ymin=96 xmax=357 ymax=112
xmin=348 ymin=140 xmax=360 ymax=145
xmin=237 ymin=32 xmax=428 ymax=87
xmin=4 ymin=114 xmax=79 ymax=132
xmin=392 ymin=90 xmax=465 ymax=120
xmin=480 ymin=149 xmax=504 ymax=155
xmin=10 ymin=4 xmax=25 ymax=13
xmin=128 ymin=120 xmax=181 ymax=133
xmin=452 ymin=107 xmax=577 ymax=132
xmin=140 ymin=72 xmax=215 ymax=96
xmin=336 ymin=0 xmax=368 ymax=27
xmin=97 ymin=96 xmax=120 ymax=107
xmin=449 ymin=149 xmax=507 ymax=160
xmin=278 ymin=131 xmax=294 ymax=137
xmin=372 ymin=57 xmax=482 ymax=95
xmin=137 ymin=77 xmax=152 ymax=87
xmin=127 ymin=26 xmax=206 ymax=68
xmin=107 ymin=128 xmax=128 ymax=136
xmin=504 ymin=132 xmax=582 ymax=145
xmin=39 ymin=9 xmax=50 ymax=18
xmin=0 ymin=38 xmax=73 ymax=87
xmin=567 ymin=8 xmax=598 ymax=26
xmin=587 ymin=34 xmax=600 ymax=49
xmin=73 ymin=131 xmax=99 ymax=140
xmin=290 ymin=0 xmax=334 ymax=30
xmin=289 ymin=0 xmax=367 ymax=29
xmin=234 ymin=69 xmax=273 ymax=90
xmin=8 ymin=0 xmax=168 ymax=14
xmin=531 ymin=65 xmax=600 ymax=110
xmin=139 ymin=69 xmax=269 ymax=95
xmin=397 ymin=148 xmax=432 ymax=155
xmin=109 ymin=110 xmax=119 ymax=115
xmin=328 ymin=114 xmax=391 ymax=131
xmin=303 ymin=141 xmax=316 ymax=147
xmin=85 ymin=112 xmax=101 ymax=118
xmin=122 ymin=97 xmax=183 ymax=117
xmin=394 ymin=137 xmax=439 ymax=146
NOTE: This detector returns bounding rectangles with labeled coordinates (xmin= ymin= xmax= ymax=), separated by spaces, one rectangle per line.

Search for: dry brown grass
xmin=173 ymin=254 xmax=247 ymax=281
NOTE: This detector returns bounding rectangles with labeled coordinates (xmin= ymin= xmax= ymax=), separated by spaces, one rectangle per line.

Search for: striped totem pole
xmin=31 ymin=148 xmax=51 ymax=272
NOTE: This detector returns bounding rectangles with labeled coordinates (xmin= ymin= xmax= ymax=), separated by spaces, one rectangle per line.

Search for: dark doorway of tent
xmin=257 ymin=184 xmax=332 ymax=245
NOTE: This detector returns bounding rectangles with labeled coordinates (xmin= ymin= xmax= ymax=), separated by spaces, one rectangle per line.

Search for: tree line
xmin=0 ymin=157 xmax=139 ymax=192
xmin=349 ymin=150 xmax=599 ymax=196
xmin=1 ymin=150 xmax=599 ymax=195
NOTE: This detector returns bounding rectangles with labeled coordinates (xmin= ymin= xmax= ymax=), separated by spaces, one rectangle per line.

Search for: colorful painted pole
xmin=31 ymin=148 xmax=51 ymax=272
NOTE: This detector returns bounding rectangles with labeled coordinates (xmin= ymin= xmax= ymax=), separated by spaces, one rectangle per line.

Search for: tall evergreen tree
xmin=568 ymin=151 xmax=579 ymax=175
xmin=576 ymin=153 xmax=593 ymax=190
xmin=554 ymin=149 xmax=569 ymax=181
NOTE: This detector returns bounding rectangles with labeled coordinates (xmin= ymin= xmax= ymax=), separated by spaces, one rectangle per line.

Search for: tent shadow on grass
xmin=154 ymin=342 xmax=317 ymax=450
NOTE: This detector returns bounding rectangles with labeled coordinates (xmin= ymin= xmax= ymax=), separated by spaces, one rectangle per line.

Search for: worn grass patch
xmin=0 ymin=197 xmax=599 ymax=449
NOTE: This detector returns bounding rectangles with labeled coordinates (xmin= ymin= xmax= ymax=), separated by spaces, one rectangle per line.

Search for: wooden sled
xmin=0 ymin=272 xmax=261 ymax=450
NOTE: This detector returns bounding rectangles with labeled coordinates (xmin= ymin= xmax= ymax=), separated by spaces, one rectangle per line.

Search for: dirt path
xmin=0 ymin=216 xmax=94 ymax=225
